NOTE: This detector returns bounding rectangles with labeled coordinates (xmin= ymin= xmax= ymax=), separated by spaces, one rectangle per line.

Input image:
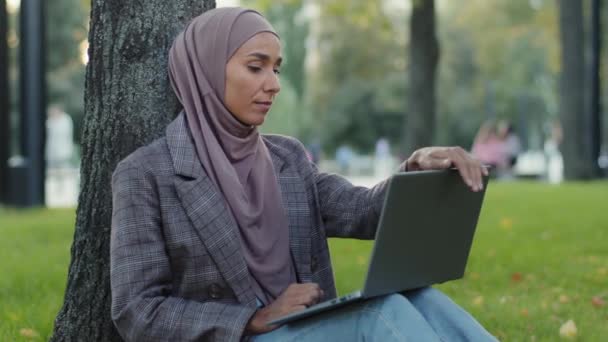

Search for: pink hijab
xmin=168 ymin=7 xmax=295 ymax=304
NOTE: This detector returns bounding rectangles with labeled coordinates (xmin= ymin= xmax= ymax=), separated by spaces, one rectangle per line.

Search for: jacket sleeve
xmin=311 ymin=162 xmax=392 ymax=239
xmin=110 ymin=159 xmax=256 ymax=342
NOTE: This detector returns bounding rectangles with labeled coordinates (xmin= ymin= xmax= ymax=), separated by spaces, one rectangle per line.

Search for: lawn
xmin=0 ymin=208 xmax=75 ymax=341
xmin=1 ymin=181 xmax=607 ymax=341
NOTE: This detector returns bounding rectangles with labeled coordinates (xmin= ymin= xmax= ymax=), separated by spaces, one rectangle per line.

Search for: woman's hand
xmin=406 ymin=146 xmax=489 ymax=192
xmin=245 ymin=283 xmax=324 ymax=335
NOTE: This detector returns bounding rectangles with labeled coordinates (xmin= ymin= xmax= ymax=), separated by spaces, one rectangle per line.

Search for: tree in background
xmin=404 ymin=0 xmax=439 ymax=154
xmin=0 ymin=0 xmax=9 ymax=202
xmin=51 ymin=0 xmax=214 ymax=340
xmin=437 ymin=0 xmax=559 ymax=149
xmin=311 ymin=0 xmax=407 ymax=153
xmin=46 ymin=0 xmax=89 ymax=145
xmin=4 ymin=0 xmax=88 ymax=150
xmin=249 ymin=0 xmax=596 ymax=160
xmin=557 ymin=0 xmax=598 ymax=179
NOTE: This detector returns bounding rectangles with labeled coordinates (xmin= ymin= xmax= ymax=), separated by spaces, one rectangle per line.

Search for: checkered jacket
xmin=110 ymin=114 xmax=389 ymax=341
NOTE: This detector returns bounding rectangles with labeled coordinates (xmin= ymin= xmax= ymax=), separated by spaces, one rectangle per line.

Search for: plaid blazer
xmin=110 ymin=114 xmax=389 ymax=341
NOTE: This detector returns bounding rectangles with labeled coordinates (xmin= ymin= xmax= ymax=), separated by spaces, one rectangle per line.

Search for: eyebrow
xmin=247 ymin=52 xmax=283 ymax=65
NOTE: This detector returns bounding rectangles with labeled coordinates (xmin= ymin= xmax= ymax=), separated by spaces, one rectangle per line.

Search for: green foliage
xmin=330 ymin=181 xmax=608 ymax=341
xmin=45 ymin=0 xmax=89 ymax=144
xmin=437 ymin=0 xmax=559 ymax=149
xmin=311 ymin=0 xmax=407 ymax=153
xmin=322 ymin=74 xmax=406 ymax=153
xmin=243 ymin=0 xmax=600 ymax=155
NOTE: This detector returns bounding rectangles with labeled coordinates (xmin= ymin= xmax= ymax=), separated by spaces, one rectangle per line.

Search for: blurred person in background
xmin=110 ymin=7 xmax=495 ymax=342
xmin=544 ymin=119 xmax=563 ymax=184
xmin=471 ymin=121 xmax=507 ymax=172
xmin=335 ymin=143 xmax=354 ymax=174
xmin=374 ymin=137 xmax=393 ymax=178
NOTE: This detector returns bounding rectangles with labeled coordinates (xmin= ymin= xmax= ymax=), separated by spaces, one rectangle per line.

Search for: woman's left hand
xmin=405 ymin=146 xmax=489 ymax=192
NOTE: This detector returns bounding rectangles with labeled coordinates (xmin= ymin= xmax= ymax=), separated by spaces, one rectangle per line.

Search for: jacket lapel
xmin=167 ymin=115 xmax=255 ymax=306
xmin=266 ymin=140 xmax=313 ymax=283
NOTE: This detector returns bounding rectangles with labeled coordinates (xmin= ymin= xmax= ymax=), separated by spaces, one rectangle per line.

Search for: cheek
xmin=232 ymin=76 xmax=259 ymax=104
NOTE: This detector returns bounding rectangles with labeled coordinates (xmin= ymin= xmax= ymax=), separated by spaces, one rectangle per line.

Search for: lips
xmin=254 ymin=101 xmax=273 ymax=113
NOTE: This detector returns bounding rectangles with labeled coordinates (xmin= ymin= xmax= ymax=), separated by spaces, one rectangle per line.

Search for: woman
xmin=471 ymin=121 xmax=507 ymax=170
xmin=110 ymin=7 xmax=495 ymax=341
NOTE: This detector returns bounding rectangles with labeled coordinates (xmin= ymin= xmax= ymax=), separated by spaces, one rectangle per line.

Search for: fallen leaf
xmin=511 ymin=272 xmax=523 ymax=282
xmin=591 ymin=296 xmax=605 ymax=308
xmin=19 ymin=328 xmax=39 ymax=339
xmin=472 ymin=295 xmax=484 ymax=307
xmin=520 ymin=308 xmax=529 ymax=317
xmin=559 ymin=295 xmax=570 ymax=304
xmin=559 ymin=320 xmax=577 ymax=339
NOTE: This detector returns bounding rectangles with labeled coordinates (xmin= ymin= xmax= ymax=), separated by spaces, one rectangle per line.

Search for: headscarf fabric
xmin=168 ymin=7 xmax=295 ymax=304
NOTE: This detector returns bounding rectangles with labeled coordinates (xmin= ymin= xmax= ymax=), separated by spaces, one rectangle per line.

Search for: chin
xmin=247 ymin=113 xmax=267 ymax=127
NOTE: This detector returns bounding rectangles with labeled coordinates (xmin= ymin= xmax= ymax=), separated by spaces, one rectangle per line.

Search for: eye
xmin=274 ymin=69 xmax=281 ymax=75
xmin=247 ymin=65 xmax=262 ymax=73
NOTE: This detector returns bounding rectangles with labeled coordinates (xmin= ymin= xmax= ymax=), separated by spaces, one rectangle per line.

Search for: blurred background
xmin=1 ymin=0 xmax=607 ymax=340
xmin=1 ymin=0 xmax=607 ymax=207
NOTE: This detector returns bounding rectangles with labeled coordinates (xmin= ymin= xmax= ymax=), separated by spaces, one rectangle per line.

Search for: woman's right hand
xmin=245 ymin=283 xmax=324 ymax=335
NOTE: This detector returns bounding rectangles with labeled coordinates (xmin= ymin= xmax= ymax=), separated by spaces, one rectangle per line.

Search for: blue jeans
xmin=251 ymin=287 xmax=498 ymax=341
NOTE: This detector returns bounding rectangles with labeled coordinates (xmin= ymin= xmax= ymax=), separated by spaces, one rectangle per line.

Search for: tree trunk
xmin=558 ymin=0 xmax=596 ymax=179
xmin=404 ymin=0 xmax=439 ymax=155
xmin=0 ymin=0 xmax=9 ymax=202
xmin=51 ymin=1 xmax=215 ymax=340
xmin=589 ymin=0 xmax=602 ymax=177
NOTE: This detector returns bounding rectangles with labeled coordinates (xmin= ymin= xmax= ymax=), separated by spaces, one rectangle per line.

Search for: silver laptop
xmin=267 ymin=168 xmax=489 ymax=326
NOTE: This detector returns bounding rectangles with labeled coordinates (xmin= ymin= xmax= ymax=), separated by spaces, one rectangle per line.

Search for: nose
xmin=264 ymin=71 xmax=281 ymax=95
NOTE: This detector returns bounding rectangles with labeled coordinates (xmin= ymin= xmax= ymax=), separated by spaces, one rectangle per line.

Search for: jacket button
xmin=208 ymin=283 xmax=222 ymax=299
xmin=311 ymin=256 xmax=318 ymax=271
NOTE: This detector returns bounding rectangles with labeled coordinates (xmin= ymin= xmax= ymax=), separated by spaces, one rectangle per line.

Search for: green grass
xmin=1 ymin=182 xmax=607 ymax=341
xmin=0 ymin=208 xmax=75 ymax=341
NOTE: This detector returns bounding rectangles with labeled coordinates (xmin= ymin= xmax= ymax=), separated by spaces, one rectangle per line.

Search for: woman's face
xmin=225 ymin=32 xmax=282 ymax=126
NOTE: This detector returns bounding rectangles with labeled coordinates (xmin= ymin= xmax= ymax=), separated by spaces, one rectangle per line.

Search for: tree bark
xmin=558 ymin=0 xmax=597 ymax=179
xmin=404 ymin=0 xmax=439 ymax=154
xmin=0 ymin=0 xmax=9 ymax=202
xmin=51 ymin=1 xmax=215 ymax=340
xmin=589 ymin=0 xmax=602 ymax=176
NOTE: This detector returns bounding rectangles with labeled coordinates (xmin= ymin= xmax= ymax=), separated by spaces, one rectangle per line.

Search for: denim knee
xmin=366 ymin=293 xmax=410 ymax=311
